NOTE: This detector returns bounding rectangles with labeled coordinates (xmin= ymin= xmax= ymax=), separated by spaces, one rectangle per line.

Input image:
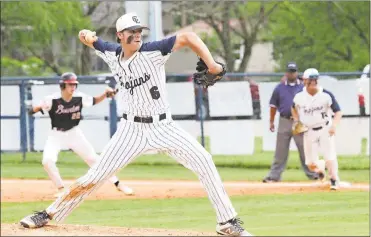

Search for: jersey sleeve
xmin=269 ymin=85 xmax=280 ymax=108
xmin=292 ymin=94 xmax=299 ymax=108
xmin=140 ymin=36 xmax=177 ymax=66
xmin=39 ymin=95 xmax=53 ymax=113
xmin=93 ymin=38 xmax=121 ymax=67
xmin=77 ymin=92 xmax=95 ymax=108
xmin=324 ymin=90 xmax=341 ymax=112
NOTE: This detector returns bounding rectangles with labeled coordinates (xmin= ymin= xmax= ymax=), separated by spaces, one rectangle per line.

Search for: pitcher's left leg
xmin=147 ymin=121 xmax=252 ymax=236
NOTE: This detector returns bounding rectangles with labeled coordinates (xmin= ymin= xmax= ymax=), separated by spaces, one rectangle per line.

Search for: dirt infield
xmin=1 ymin=179 xmax=368 ymax=203
xmin=1 ymin=223 xmax=215 ymax=236
xmin=1 ymin=179 xmax=368 ymax=236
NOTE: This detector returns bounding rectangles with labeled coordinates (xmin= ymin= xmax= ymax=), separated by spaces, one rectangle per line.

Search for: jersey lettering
xmin=55 ymin=104 xmax=81 ymax=114
xmin=303 ymin=105 xmax=324 ymax=115
xmin=124 ymin=73 xmax=151 ymax=95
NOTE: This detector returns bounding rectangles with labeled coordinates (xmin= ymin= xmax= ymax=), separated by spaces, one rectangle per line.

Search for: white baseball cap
xmin=302 ymin=68 xmax=320 ymax=79
xmin=116 ymin=12 xmax=150 ymax=32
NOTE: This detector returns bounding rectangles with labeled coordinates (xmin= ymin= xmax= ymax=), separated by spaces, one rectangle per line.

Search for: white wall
xmin=208 ymin=81 xmax=253 ymax=116
xmin=1 ymin=86 xmax=21 ymax=150
xmin=1 ymin=80 xmax=369 ymax=155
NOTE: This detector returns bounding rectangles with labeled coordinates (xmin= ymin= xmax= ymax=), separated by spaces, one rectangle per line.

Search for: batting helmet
xmin=59 ymin=72 xmax=79 ymax=89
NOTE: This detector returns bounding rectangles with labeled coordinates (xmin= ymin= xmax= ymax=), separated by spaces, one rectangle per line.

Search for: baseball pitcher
xmin=28 ymin=72 xmax=134 ymax=197
xmin=291 ymin=68 xmax=342 ymax=190
xmin=20 ymin=12 xmax=252 ymax=236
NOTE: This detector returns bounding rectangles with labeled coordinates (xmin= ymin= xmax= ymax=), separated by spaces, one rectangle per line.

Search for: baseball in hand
xmin=81 ymin=30 xmax=97 ymax=44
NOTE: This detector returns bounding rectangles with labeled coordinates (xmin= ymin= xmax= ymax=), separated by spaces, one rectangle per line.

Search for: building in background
xmin=164 ymin=20 xmax=277 ymax=74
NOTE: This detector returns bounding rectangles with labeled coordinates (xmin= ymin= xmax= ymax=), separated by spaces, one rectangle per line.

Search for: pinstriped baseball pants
xmin=46 ymin=118 xmax=237 ymax=223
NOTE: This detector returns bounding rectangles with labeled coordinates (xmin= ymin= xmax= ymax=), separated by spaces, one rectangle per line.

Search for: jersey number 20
xmin=150 ymin=86 xmax=160 ymax=100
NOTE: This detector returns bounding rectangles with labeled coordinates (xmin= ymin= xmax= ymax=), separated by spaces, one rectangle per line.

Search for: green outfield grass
xmin=2 ymin=191 xmax=369 ymax=236
xmin=1 ymin=161 xmax=370 ymax=183
xmin=2 ymin=137 xmax=369 ymax=169
xmin=1 ymin=139 xmax=369 ymax=182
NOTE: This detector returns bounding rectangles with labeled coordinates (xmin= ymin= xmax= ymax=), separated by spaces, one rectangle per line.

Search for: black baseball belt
xmin=312 ymin=121 xmax=329 ymax=131
xmin=122 ymin=113 xmax=167 ymax=123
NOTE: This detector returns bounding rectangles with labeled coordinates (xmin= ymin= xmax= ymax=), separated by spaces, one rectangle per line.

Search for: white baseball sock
xmin=326 ymin=159 xmax=339 ymax=181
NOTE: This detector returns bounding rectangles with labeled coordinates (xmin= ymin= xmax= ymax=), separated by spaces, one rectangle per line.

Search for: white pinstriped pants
xmin=46 ymin=116 xmax=237 ymax=223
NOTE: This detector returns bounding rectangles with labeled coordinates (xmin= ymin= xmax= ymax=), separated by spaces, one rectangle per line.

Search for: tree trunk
xmin=43 ymin=48 xmax=63 ymax=75
xmin=73 ymin=39 xmax=81 ymax=75
xmin=221 ymin=2 xmax=234 ymax=71
xmin=238 ymin=39 xmax=253 ymax=73
xmin=180 ymin=2 xmax=187 ymax=27
xmin=81 ymin=45 xmax=91 ymax=75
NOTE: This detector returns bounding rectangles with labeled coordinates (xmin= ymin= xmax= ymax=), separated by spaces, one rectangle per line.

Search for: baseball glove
xmin=193 ymin=58 xmax=226 ymax=88
xmin=292 ymin=121 xmax=308 ymax=135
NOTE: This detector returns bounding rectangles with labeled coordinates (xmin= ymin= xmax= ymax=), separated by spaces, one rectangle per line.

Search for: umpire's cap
xmin=302 ymin=68 xmax=320 ymax=80
xmin=286 ymin=62 xmax=298 ymax=72
xmin=60 ymin=72 xmax=79 ymax=84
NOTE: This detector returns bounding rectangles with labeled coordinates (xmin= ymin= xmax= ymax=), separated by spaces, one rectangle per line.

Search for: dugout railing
xmin=0 ymin=71 xmax=366 ymax=160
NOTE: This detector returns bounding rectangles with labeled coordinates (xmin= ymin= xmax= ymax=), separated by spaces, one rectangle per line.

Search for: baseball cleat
xmin=116 ymin=183 xmax=134 ymax=195
xmin=20 ymin=210 xmax=51 ymax=228
xmin=330 ymin=179 xmax=339 ymax=190
xmin=318 ymin=171 xmax=326 ymax=182
xmin=262 ymin=177 xmax=279 ymax=183
xmin=216 ymin=218 xmax=253 ymax=236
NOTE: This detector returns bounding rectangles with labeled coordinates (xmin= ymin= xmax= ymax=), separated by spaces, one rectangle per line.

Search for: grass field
xmin=1 ymin=138 xmax=369 ymax=236
xmin=1 ymin=192 xmax=369 ymax=236
xmin=1 ymin=160 xmax=370 ymax=182
xmin=1 ymin=141 xmax=369 ymax=182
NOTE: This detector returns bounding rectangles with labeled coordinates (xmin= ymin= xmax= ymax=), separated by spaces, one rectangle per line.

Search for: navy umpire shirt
xmin=269 ymin=79 xmax=303 ymax=118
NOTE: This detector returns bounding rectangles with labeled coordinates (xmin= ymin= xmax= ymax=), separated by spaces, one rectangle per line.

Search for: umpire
xmin=263 ymin=62 xmax=318 ymax=182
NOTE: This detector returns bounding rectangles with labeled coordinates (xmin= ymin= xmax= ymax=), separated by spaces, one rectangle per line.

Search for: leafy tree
xmin=265 ymin=1 xmax=370 ymax=72
xmin=1 ymin=57 xmax=46 ymax=76
xmin=1 ymin=2 xmax=90 ymax=76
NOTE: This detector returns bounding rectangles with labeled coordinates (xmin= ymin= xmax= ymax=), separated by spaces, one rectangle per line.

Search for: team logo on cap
xmin=132 ymin=16 xmax=140 ymax=24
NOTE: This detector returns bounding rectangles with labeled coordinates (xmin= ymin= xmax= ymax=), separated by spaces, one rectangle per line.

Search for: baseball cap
xmin=302 ymin=68 xmax=320 ymax=79
xmin=286 ymin=62 xmax=298 ymax=72
xmin=116 ymin=12 xmax=150 ymax=32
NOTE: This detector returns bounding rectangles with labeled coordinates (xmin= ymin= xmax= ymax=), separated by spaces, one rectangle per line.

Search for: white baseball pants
xmin=42 ymin=126 xmax=119 ymax=189
xmin=303 ymin=124 xmax=339 ymax=180
xmin=46 ymin=115 xmax=237 ymax=223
